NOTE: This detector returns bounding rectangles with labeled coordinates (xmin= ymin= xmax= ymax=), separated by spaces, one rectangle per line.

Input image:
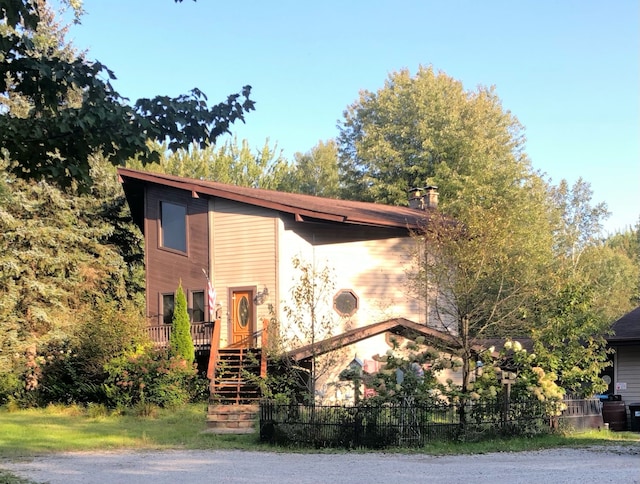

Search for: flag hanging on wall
xmin=203 ymin=269 xmax=216 ymax=321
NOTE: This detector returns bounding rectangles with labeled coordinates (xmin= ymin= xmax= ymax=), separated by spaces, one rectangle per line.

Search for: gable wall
xmin=277 ymin=222 xmax=426 ymax=347
xmin=145 ymin=184 xmax=209 ymax=324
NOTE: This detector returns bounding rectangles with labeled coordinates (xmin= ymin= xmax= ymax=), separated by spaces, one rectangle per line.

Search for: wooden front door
xmin=231 ymin=289 xmax=253 ymax=347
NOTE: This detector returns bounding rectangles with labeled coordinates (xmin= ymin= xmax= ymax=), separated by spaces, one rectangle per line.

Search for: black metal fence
xmin=259 ymin=397 xmax=555 ymax=449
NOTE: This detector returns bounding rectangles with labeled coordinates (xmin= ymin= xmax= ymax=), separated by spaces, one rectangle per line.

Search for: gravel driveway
xmin=2 ymin=445 xmax=639 ymax=484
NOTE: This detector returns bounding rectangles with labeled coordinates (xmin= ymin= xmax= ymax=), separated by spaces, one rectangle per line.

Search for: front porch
xmin=146 ymin=322 xmax=214 ymax=350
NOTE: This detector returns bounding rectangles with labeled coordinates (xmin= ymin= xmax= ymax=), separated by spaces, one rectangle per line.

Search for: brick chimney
xmin=408 ymin=186 xmax=438 ymax=210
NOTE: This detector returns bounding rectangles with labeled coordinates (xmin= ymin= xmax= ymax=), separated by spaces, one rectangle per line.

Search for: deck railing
xmin=146 ymin=322 xmax=213 ymax=349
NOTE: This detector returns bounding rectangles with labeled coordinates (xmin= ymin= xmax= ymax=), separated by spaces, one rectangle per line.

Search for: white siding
xmin=277 ymin=230 xmax=425 ymax=331
xmin=314 ymin=237 xmax=425 ymax=325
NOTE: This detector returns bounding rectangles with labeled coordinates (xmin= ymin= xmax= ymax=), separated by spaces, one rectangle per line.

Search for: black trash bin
xmin=629 ymin=403 xmax=640 ymax=432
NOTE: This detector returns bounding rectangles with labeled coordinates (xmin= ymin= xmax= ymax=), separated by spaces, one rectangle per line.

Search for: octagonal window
xmin=333 ymin=289 xmax=359 ymax=317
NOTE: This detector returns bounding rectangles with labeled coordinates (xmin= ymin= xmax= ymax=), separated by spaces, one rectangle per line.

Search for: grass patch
xmin=0 ymin=404 xmax=261 ymax=459
xmin=0 ymin=404 xmax=638 ymax=459
xmin=0 ymin=469 xmax=41 ymax=484
xmin=416 ymin=429 xmax=640 ymax=455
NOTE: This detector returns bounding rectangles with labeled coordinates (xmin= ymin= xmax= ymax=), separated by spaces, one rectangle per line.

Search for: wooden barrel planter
xmin=602 ymin=401 xmax=627 ymax=431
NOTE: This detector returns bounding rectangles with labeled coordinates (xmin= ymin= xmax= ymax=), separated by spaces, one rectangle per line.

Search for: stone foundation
xmin=205 ymin=404 xmax=259 ymax=434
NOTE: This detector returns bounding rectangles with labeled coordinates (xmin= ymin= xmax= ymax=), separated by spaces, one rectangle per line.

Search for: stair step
xmin=205 ymin=404 xmax=259 ymax=434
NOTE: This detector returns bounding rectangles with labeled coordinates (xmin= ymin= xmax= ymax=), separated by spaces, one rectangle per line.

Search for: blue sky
xmin=64 ymin=1 xmax=638 ymax=234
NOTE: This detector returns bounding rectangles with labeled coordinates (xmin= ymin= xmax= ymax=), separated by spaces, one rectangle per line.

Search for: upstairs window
xmin=160 ymin=201 xmax=187 ymax=252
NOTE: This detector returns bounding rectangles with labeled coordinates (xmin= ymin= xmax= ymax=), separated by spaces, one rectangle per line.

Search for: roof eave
xmin=117 ymin=168 xmax=424 ymax=230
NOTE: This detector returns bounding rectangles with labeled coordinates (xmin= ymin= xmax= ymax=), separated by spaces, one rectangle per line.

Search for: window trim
xmin=190 ymin=289 xmax=206 ymax=323
xmin=161 ymin=292 xmax=175 ymax=325
xmin=333 ymin=289 xmax=359 ymax=317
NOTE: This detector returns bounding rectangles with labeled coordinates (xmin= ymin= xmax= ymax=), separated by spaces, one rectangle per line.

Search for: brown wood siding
xmin=145 ymin=185 xmax=210 ymax=324
xmin=211 ymin=199 xmax=277 ymax=345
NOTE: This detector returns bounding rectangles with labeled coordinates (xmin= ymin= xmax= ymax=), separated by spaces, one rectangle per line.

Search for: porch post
xmin=260 ymin=318 xmax=268 ymax=378
xmin=207 ymin=316 xmax=221 ymax=381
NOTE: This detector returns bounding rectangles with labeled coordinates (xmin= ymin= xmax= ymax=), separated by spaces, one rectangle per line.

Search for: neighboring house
xmin=607 ymin=306 xmax=640 ymax=406
xmin=117 ymin=168 xmax=450 ymax=402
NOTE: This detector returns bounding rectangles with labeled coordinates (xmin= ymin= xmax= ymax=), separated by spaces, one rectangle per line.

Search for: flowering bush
xmin=473 ymin=339 xmax=566 ymax=416
xmin=362 ymin=336 xmax=445 ymax=405
xmin=104 ymin=348 xmax=207 ymax=408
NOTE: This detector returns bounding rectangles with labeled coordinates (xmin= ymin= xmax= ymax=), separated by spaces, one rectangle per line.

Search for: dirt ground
xmin=2 ymin=445 xmax=639 ymax=484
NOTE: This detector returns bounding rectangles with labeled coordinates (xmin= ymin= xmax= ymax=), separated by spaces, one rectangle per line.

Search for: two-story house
xmin=118 ymin=167 xmax=452 ymax=406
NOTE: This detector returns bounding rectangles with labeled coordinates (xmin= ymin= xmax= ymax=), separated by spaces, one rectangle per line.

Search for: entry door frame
xmin=228 ymin=285 xmax=257 ymax=348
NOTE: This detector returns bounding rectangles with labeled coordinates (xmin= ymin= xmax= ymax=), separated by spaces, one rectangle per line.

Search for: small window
xmin=160 ymin=201 xmax=187 ymax=252
xmin=162 ymin=293 xmax=175 ymax=324
xmin=192 ymin=290 xmax=205 ymax=322
xmin=333 ymin=289 xmax=359 ymax=317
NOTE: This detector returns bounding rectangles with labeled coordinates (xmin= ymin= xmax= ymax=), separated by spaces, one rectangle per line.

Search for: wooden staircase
xmin=210 ymin=347 xmax=263 ymax=404
xmin=206 ymin=347 xmax=264 ymax=434
xmin=205 ymin=320 xmax=269 ymax=434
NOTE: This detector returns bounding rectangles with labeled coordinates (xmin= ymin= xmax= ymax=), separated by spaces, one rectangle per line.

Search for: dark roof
xmin=608 ymin=306 xmax=640 ymax=343
xmin=117 ymin=167 xmax=434 ymax=231
xmin=286 ymin=318 xmax=489 ymax=362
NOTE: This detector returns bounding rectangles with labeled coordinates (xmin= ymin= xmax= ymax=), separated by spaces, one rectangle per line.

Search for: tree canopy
xmin=0 ymin=157 xmax=145 ymax=398
xmin=338 ymin=65 xmax=528 ymax=205
xmin=340 ymin=66 xmax=638 ymax=398
xmin=1 ymin=0 xmax=255 ymax=189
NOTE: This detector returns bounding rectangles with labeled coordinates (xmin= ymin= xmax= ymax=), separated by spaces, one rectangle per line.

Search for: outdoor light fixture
xmin=254 ymin=286 xmax=269 ymax=305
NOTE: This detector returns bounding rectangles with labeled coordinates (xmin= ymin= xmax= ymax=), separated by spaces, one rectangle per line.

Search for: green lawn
xmin=0 ymin=403 xmax=638 ymax=459
xmin=0 ymin=404 xmax=259 ymax=459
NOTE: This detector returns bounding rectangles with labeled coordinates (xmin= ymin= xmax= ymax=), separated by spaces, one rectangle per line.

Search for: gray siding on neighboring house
xmin=615 ymin=344 xmax=640 ymax=406
xmin=211 ymin=199 xmax=278 ymax=345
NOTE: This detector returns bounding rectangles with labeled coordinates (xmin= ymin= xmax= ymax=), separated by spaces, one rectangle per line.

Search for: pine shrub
xmin=169 ymin=283 xmax=195 ymax=365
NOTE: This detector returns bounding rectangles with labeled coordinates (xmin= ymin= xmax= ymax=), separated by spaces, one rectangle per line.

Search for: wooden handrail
xmin=260 ymin=318 xmax=268 ymax=378
xmin=207 ymin=318 xmax=221 ymax=380
xmin=227 ymin=328 xmax=264 ymax=349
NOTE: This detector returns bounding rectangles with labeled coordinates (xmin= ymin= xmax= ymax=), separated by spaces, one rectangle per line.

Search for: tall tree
xmin=0 ymin=163 xmax=143 ymax=396
xmin=1 ymin=0 xmax=255 ymax=189
xmin=338 ymin=65 xmax=527 ymax=205
xmin=336 ymin=64 xmax=629 ymax=400
xmin=288 ymin=140 xmax=340 ymax=197
xmin=127 ymin=138 xmax=294 ymax=190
